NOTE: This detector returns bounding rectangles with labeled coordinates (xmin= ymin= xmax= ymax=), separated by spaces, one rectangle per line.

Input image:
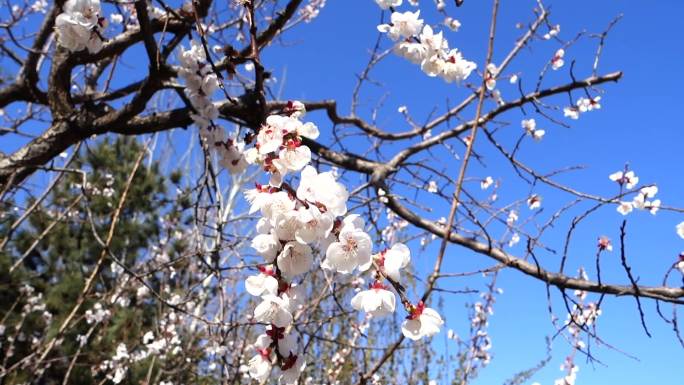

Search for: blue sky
xmin=1 ymin=0 xmax=682 ymax=384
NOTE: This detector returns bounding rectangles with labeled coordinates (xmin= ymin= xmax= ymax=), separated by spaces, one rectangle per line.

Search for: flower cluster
xmin=543 ymin=24 xmax=561 ymax=40
xmin=55 ymin=0 xmax=107 ymax=53
xmin=609 ymin=170 xmax=661 ymax=215
xmin=375 ymin=0 xmax=402 ymax=9
xmin=551 ymin=269 xmax=601 ymax=385
xmin=242 ymin=104 xmax=443 ymax=383
xmin=521 ymin=118 xmax=545 ymax=141
xmin=178 ymin=41 xmax=248 ymax=174
xmin=376 ymin=7 xmax=476 ymax=83
xmin=563 ymin=96 xmax=601 ymax=120
xmin=242 ymin=107 xmax=340 ymax=384
xmin=300 ymin=0 xmax=326 ymax=22
xmin=551 ymin=48 xmax=565 ymax=70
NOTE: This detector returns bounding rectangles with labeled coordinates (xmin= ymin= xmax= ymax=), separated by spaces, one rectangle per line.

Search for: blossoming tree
xmin=0 ymin=0 xmax=682 ymax=384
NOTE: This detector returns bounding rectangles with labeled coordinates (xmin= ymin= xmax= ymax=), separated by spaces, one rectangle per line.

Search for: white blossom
xmin=377 ymin=11 xmax=423 ymax=41
xmin=295 ymin=205 xmax=334 ymax=244
xmin=351 ymin=283 xmax=396 ymax=318
xmin=440 ymin=49 xmax=477 ymax=83
xmin=277 ymin=242 xmax=314 ymax=278
xmin=401 ymin=302 xmax=444 ymax=340
xmin=297 ymin=166 xmax=349 ymax=216
xmin=375 ymin=0 xmax=402 ymax=9
xmin=521 ymin=118 xmax=545 ymax=141
xmin=617 ymin=201 xmax=633 ymax=215
xmin=55 ymin=0 xmax=106 ymax=53
xmin=254 ymin=295 xmax=293 ymax=327
xmin=485 ymin=63 xmax=498 ymax=90
xmin=323 ymin=217 xmax=372 ymax=273
xmin=381 ymin=243 xmax=410 ymax=281
xmin=506 ymin=210 xmax=518 ymax=225
xmin=551 ymin=48 xmax=565 ymax=70
xmin=444 ymin=16 xmax=461 ymax=31
xmin=245 ymin=267 xmax=279 ymax=296
xmin=508 ymin=233 xmax=520 ymax=247
xmin=248 ymin=334 xmax=273 ymax=382
xmin=480 ymin=176 xmax=494 ymax=190
xmin=609 ymin=170 xmax=639 ymax=189
xmin=544 ymin=24 xmax=560 ymax=40
xmin=564 ymin=106 xmax=580 ymax=120
xmin=394 ymin=41 xmax=427 ymax=64
xmin=251 ymin=231 xmax=281 ymax=261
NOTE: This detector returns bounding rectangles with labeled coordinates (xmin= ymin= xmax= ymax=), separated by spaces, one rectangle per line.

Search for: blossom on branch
xmin=401 ymin=301 xmax=444 ymax=340
xmin=55 ymin=0 xmax=107 ymax=53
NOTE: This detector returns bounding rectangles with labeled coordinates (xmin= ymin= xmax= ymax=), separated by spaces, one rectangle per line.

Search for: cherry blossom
xmin=441 ymin=49 xmax=478 ymax=83
xmin=31 ymin=0 xmax=48 ymax=13
xmin=609 ymin=170 xmax=639 ymax=189
xmin=254 ymin=295 xmax=293 ymax=327
xmin=508 ymin=232 xmax=520 ymax=247
xmin=277 ymin=242 xmax=314 ymax=278
xmin=377 ymin=10 xmax=424 ymax=41
xmin=245 ymin=266 xmax=279 ymax=296
xmin=55 ymin=0 xmax=107 ymax=53
xmin=378 ymin=243 xmax=411 ymax=281
xmin=677 ymin=221 xmax=684 ymax=239
xmin=616 ymin=201 xmax=633 ymax=215
xmin=297 ymin=166 xmax=349 ymax=216
xmin=480 ymin=176 xmax=494 ymax=190
xmin=251 ymin=230 xmax=281 ymax=261
xmin=640 ymin=185 xmax=658 ymax=198
xmin=521 ymin=118 xmax=545 ymax=141
xmin=632 ymin=186 xmax=661 ymax=214
xmin=323 ymin=216 xmax=372 ymax=273
xmin=351 ymin=282 xmax=397 ymax=318
xmin=375 ymin=0 xmax=402 ymax=9
xmin=247 ymin=334 xmax=273 ymax=382
xmin=293 ymin=205 xmax=334 ymax=244
xmin=544 ymin=24 xmax=561 ymax=40
xmin=394 ymin=40 xmax=427 ymax=64
xmin=577 ymin=96 xmax=601 ymax=112
xmin=564 ymin=106 xmax=580 ymax=120
xmin=444 ymin=16 xmax=461 ymax=31
xmin=401 ymin=301 xmax=444 ymax=340
xmin=485 ymin=63 xmax=498 ymax=90
xmin=507 ymin=210 xmax=518 ymax=225
xmin=551 ymin=48 xmax=565 ymax=70
xmin=218 ymin=139 xmax=249 ymax=174
xmin=394 ymin=20 xmax=476 ymax=85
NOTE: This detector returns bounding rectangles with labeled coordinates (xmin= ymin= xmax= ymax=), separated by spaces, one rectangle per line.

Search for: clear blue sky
xmin=265 ymin=1 xmax=683 ymax=384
